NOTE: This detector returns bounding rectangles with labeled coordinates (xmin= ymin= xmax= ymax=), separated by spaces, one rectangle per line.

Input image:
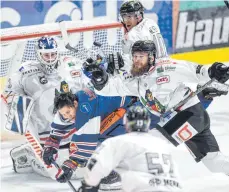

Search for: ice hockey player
xmin=85 ymin=40 xmax=229 ymax=175
xmin=77 ymin=105 xmax=182 ymax=192
xmin=42 ymin=90 xmax=135 ymax=188
xmin=118 ymin=0 xmax=167 ymax=73
xmin=2 ymin=36 xmax=85 ymax=175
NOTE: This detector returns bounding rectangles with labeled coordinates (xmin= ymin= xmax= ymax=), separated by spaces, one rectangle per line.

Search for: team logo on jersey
xmin=60 ymin=81 xmax=69 ymax=93
xmin=156 ymin=75 xmax=170 ymax=85
xmin=39 ymin=76 xmax=48 ymax=84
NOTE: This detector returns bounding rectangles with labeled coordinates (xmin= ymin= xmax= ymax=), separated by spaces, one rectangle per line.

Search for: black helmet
xmin=131 ymin=40 xmax=157 ymax=66
xmin=120 ymin=0 xmax=144 ymax=17
xmin=124 ymin=106 xmax=150 ymax=132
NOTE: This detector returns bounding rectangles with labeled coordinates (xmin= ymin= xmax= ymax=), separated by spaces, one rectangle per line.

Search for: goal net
xmin=0 ymin=20 xmax=123 ymax=91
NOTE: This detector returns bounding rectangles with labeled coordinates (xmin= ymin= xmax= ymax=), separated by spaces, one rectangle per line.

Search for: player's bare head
xmin=54 ymin=92 xmax=78 ymax=121
xmin=124 ymin=106 xmax=150 ymax=133
xmin=36 ymin=36 xmax=59 ymax=75
xmin=131 ymin=40 xmax=156 ymax=77
xmin=120 ymin=0 xmax=144 ymax=31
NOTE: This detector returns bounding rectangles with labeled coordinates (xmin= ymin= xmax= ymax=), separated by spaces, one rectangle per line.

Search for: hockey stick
xmin=51 ymin=159 xmax=78 ymax=192
xmin=161 ymin=78 xmax=216 ymax=119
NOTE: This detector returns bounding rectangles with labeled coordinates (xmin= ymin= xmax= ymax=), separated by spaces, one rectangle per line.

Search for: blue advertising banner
xmin=1 ymin=0 xmax=173 ymax=53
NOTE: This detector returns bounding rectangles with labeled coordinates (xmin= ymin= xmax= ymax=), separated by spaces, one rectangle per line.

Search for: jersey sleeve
xmin=84 ymin=138 xmax=127 ymax=186
xmin=95 ymin=74 xmax=139 ymax=97
xmin=147 ymin=19 xmax=168 ymax=58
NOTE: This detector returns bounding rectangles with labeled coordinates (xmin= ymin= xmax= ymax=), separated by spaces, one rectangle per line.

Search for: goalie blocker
xmin=156 ymin=102 xmax=219 ymax=162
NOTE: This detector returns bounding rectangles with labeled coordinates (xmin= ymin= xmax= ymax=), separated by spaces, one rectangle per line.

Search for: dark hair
xmin=53 ymin=92 xmax=78 ymax=114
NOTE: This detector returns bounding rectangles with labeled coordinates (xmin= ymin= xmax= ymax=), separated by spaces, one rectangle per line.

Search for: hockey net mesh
xmin=0 ymin=20 xmax=123 ymax=79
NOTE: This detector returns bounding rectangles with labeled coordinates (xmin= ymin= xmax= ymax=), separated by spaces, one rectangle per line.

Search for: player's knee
xmin=201 ymin=151 xmax=229 ymax=174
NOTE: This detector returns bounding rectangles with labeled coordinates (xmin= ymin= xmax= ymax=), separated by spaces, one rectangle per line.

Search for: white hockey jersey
xmin=4 ymin=56 xmax=87 ymax=143
xmin=122 ymin=18 xmax=168 ymax=72
xmin=84 ymin=132 xmax=182 ymax=192
xmin=95 ymin=58 xmax=211 ymax=117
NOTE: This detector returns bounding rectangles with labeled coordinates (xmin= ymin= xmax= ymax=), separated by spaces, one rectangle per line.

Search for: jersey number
xmin=145 ymin=152 xmax=175 ymax=177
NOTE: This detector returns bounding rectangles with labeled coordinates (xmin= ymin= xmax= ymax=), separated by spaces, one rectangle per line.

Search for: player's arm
xmin=84 ymin=138 xmax=126 ymax=186
xmin=83 ymin=61 xmax=138 ymax=96
xmin=147 ymin=20 xmax=168 ymax=58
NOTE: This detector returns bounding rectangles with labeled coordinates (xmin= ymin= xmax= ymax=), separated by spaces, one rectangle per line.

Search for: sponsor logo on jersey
xmin=172 ymin=122 xmax=198 ymax=144
xmin=175 ymin=6 xmax=229 ymax=52
xmin=165 ymin=66 xmax=176 ymax=71
xmin=70 ymin=70 xmax=81 ymax=78
xmin=22 ymin=68 xmax=41 ymax=75
xmin=39 ymin=75 xmax=48 ymax=84
xmin=156 ymin=75 xmax=170 ymax=85
xmin=157 ymin=66 xmax=164 ymax=73
xmin=149 ymin=178 xmax=180 ymax=188
xmin=80 ymin=102 xmax=91 ymax=113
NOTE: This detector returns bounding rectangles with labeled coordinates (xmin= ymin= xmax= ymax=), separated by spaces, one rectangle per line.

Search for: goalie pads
xmin=5 ymin=95 xmax=34 ymax=135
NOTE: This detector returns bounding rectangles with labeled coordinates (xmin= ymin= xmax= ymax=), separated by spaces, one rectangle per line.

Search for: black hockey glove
xmin=208 ymin=62 xmax=229 ymax=83
xmin=107 ymin=52 xmax=124 ymax=75
xmin=56 ymin=159 xmax=78 ymax=183
xmin=200 ymin=87 xmax=228 ymax=100
xmin=42 ymin=137 xmax=59 ymax=165
xmin=78 ymin=180 xmax=99 ymax=192
xmin=84 ymin=61 xmax=108 ymax=91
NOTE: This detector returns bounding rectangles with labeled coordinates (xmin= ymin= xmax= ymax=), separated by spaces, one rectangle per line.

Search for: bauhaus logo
xmin=175 ymin=6 xmax=229 ymax=52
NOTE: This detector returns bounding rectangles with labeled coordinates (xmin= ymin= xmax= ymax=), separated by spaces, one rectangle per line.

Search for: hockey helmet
xmin=120 ymin=0 xmax=144 ymax=17
xmin=131 ymin=40 xmax=157 ymax=67
xmin=124 ymin=106 xmax=150 ymax=133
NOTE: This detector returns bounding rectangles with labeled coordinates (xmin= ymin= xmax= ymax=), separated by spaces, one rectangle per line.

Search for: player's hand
xmin=78 ymin=180 xmax=99 ymax=192
xmin=208 ymin=62 xmax=229 ymax=83
xmin=107 ymin=52 xmax=124 ymax=75
xmin=55 ymin=159 xmax=78 ymax=183
xmin=42 ymin=137 xmax=59 ymax=165
xmin=201 ymin=87 xmax=228 ymax=100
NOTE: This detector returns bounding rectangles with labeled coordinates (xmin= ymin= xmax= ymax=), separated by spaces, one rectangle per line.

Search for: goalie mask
xmin=36 ymin=36 xmax=59 ymax=74
xmin=131 ymin=40 xmax=157 ymax=77
xmin=124 ymin=106 xmax=150 ymax=133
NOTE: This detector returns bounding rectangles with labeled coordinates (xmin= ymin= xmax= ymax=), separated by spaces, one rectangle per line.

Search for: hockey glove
xmin=56 ymin=159 xmax=78 ymax=183
xmin=42 ymin=137 xmax=59 ymax=165
xmin=78 ymin=180 xmax=99 ymax=192
xmin=200 ymin=87 xmax=228 ymax=100
xmin=208 ymin=62 xmax=229 ymax=83
xmin=107 ymin=52 xmax=124 ymax=75
xmin=84 ymin=62 xmax=108 ymax=91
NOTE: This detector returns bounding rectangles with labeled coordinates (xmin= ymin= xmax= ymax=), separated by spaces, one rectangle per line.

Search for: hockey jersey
xmin=49 ymin=88 xmax=134 ymax=164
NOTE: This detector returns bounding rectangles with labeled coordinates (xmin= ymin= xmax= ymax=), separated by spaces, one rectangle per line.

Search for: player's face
xmin=131 ymin=51 xmax=149 ymax=76
xmin=58 ymin=101 xmax=78 ymax=122
xmin=122 ymin=12 xmax=138 ymax=31
xmin=41 ymin=52 xmax=58 ymax=64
